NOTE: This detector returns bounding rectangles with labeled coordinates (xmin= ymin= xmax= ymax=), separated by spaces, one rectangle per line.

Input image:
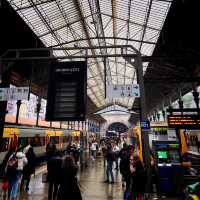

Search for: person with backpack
xmin=20 ymin=144 xmax=36 ymax=192
xmin=6 ymin=146 xmax=27 ymax=200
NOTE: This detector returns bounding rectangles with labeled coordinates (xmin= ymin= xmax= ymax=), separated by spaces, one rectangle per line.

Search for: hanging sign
xmin=46 ymin=61 xmax=87 ymax=121
xmin=141 ymin=119 xmax=150 ymax=131
xmin=106 ymin=84 xmax=140 ymax=98
xmin=0 ymin=87 xmax=29 ymax=101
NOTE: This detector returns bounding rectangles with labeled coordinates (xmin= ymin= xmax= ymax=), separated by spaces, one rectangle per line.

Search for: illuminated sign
xmin=168 ymin=115 xmax=200 ymax=129
xmin=141 ymin=120 xmax=150 ymax=131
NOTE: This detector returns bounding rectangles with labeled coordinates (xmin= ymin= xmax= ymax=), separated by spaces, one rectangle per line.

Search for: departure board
xmin=168 ymin=115 xmax=200 ymax=129
xmin=46 ymin=61 xmax=87 ymax=121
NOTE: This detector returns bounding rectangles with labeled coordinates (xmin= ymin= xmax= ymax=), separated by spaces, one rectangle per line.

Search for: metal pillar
xmin=0 ymin=68 xmax=10 ymax=150
xmin=192 ymin=87 xmax=199 ymax=114
xmin=36 ymin=98 xmax=41 ymax=126
xmin=134 ymin=57 xmax=152 ymax=193
xmin=16 ymin=100 xmax=21 ymax=124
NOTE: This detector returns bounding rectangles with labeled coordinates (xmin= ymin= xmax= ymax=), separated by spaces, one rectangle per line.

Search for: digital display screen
xmin=46 ymin=61 xmax=87 ymax=121
xmin=157 ymin=151 xmax=168 ymax=159
xmin=168 ymin=115 xmax=200 ymax=129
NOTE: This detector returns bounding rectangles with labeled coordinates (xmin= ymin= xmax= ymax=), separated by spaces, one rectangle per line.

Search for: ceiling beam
xmin=112 ymin=0 xmax=118 ymax=84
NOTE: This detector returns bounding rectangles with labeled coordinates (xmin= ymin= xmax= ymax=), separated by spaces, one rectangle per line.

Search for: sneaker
xmin=110 ymin=181 xmax=114 ymax=184
xmin=104 ymin=180 xmax=109 ymax=183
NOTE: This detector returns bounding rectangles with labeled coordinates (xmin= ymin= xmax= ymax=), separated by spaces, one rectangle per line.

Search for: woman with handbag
xmin=6 ymin=146 xmax=27 ymax=200
xmin=57 ymin=155 xmax=82 ymax=200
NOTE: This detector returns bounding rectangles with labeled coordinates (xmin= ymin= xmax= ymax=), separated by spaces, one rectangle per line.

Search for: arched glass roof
xmin=7 ymin=0 xmax=173 ymax=109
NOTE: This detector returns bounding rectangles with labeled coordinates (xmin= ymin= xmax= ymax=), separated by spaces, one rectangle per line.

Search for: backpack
xmin=6 ymin=153 xmax=18 ymax=172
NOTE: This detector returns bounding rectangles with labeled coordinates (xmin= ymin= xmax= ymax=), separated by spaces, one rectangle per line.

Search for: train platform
xmin=0 ymin=158 xmax=180 ymax=200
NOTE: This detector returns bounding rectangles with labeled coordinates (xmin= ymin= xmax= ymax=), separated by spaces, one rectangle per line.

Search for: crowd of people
xmin=98 ymin=137 xmax=147 ymax=200
xmin=0 ymin=137 xmax=148 ymax=200
xmin=1 ymin=142 xmax=36 ymax=200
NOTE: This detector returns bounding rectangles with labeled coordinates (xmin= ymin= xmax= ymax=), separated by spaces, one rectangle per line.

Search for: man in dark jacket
xmin=47 ymin=151 xmax=62 ymax=200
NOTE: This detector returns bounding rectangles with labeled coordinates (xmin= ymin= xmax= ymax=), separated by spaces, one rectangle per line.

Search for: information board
xmin=168 ymin=115 xmax=200 ymax=129
xmin=0 ymin=87 xmax=29 ymax=101
xmin=46 ymin=61 xmax=87 ymax=121
xmin=106 ymin=84 xmax=140 ymax=98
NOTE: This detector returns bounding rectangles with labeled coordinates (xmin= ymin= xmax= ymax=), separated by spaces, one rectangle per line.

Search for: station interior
xmin=0 ymin=0 xmax=200 ymax=199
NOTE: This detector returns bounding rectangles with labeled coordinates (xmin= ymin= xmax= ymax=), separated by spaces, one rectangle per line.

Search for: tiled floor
xmin=1 ymin=159 xmax=180 ymax=200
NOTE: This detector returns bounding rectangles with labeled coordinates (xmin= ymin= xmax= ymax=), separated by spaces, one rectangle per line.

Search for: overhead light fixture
xmin=131 ymin=58 xmax=135 ymax=63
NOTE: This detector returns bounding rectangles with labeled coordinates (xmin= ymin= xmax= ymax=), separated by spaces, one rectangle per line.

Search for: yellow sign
xmin=72 ymin=131 xmax=80 ymax=137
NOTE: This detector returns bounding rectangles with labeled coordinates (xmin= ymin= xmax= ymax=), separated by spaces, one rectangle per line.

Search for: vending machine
xmin=152 ymin=141 xmax=183 ymax=195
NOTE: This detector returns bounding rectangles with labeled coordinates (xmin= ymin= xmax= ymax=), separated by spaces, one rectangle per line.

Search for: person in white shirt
xmin=7 ymin=146 xmax=27 ymax=199
xmin=91 ymin=141 xmax=98 ymax=160
xmin=112 ymin=142 xmax=120 ymax=170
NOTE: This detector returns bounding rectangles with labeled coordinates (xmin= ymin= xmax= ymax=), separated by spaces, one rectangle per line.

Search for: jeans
xmin=106 ymin=161 xmax=114 ymax=182
xmin=8 ymin=170 xmax=22 ymax=198
xmin=91 ymin=150 xmax=96 ymax=159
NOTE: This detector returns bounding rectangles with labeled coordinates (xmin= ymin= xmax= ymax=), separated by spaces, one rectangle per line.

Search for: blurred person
xmin=6 ymin=146 xmax=27 ymax=200
xmin=20 ymin=144 xmax=36 ymax=192
xmin=91 ymin=140 xmax=98 ymax=160
xmin=119 ymin=143 xmax=130 ymax=189
xmin=113 ymin=142 xmax=120 ymax=170
xmin=57 ymin=156 xmax=82 ymax=200
xmin=47 ymin=148 xmax=62 ymax=200
xmin=104 ymin=143 xmax=114 ymax=184
xmin=1 ymin=147 xmax=16 ymax=200
xmin=129 ymin=155 xmax=146 ymax=200
xmin=46 ymin=141 xmax=57 ymax=161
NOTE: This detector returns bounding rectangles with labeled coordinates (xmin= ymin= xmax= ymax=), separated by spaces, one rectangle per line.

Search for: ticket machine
xmin=152 ymin=141 xmax=183 ymax=195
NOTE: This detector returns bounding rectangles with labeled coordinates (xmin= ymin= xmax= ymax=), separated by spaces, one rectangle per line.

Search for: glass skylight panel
xmin=6 ymin=0 xmax=173 ymax=109
xmin=140 ymin=43 xmax=154 ymax=56
xmin=9 ymin=0 xmax=30 ymax=8
xmin=99 ymin=0 xmax=112 ymax=15
xmin=144 ymin=28 xmax=159 ymax=42
xmin=147 ymin=1 xmax=171 ymax=29
xmin=79 ymin=0 xmax=91 ymax=17
xmin=53 ymin=50 xmax=66 ymax=57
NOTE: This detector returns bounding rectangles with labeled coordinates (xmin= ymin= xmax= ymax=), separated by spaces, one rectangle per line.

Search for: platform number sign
xmin=141 ymin=120 xmax=150 ymax=131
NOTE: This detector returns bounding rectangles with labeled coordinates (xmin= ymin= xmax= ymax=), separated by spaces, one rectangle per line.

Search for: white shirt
xmin=113 ymin=145 xmax=120 ymax=152
xmin=91 ymin=142 xmax=98 ymax=151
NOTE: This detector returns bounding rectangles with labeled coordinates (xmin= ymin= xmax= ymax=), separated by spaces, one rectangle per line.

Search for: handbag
xmin=2 ymin=180 xmax=9 ymax=191
xmin=6 ymin=153 xmax=18 ymax=171
xmin=42 ymin=172 xmax=48 ymax=183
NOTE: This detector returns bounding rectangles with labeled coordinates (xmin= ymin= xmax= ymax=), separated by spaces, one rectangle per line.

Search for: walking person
xmin=6 ymin=146 xmax=27 ymax=200
xmin=91 ymin=140 xmax=98 ymax=160
xmin=104 ymin=143 xmax=114 ymax=184
xmin=20 ymin=144 xmax=36 ymax=192
xmin=57 ymin=155 xmax=82 ymax=200
xmin=113 ymin=142 xmax=120 ymax=170
xmin=47 ymin=149 xmax=62 ymax=200
xmin=119 ymin=143 xmax=129 ymax=188
xmin=1 ymin=147 xmax=16 ymax=200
